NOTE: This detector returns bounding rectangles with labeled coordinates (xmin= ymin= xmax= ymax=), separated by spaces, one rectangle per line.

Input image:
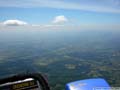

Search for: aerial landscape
xmin=0 ymin=29 xmax=120 ymax=90
xmin=0 ymin=0 xmax=120 ymax=90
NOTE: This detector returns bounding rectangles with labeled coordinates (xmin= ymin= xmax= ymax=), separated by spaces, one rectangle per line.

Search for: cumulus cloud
xmin=3 ymin=20 xmax=27 ymax=26
xmin=52 ymin=15 xmax=68 ymax=24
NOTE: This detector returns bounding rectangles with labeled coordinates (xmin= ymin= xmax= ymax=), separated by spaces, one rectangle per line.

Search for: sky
xmin=0 ymin=0 xmax=120 ymax=30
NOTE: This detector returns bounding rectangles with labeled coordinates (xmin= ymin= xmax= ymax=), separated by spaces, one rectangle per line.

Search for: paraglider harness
xmin=0 ymin=73 xmax=50 ymax=90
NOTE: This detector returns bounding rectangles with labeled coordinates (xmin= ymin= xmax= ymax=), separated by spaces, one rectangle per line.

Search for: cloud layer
xmin=0 ymin=15 xmax=120 ymax=31
xmin=0 ymin=0 xmax=120 ymax=13
xmin=3 ymin=20 xmax=28 ymax=26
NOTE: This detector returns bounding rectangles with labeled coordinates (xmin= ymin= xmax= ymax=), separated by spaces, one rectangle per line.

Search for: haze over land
xmin=0 ymin=29 xmax=120 ymax=90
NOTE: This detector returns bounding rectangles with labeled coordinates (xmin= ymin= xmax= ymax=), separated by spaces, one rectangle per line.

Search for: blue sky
xmin=0 ymin=0 xmax=120 ymax=30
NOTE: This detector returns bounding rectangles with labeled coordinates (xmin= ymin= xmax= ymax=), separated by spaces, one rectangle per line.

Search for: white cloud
xmin=52 ymin=15 xmax=68 ymax=24
xmin=3 ymin=20 xmax=28 ymax=26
